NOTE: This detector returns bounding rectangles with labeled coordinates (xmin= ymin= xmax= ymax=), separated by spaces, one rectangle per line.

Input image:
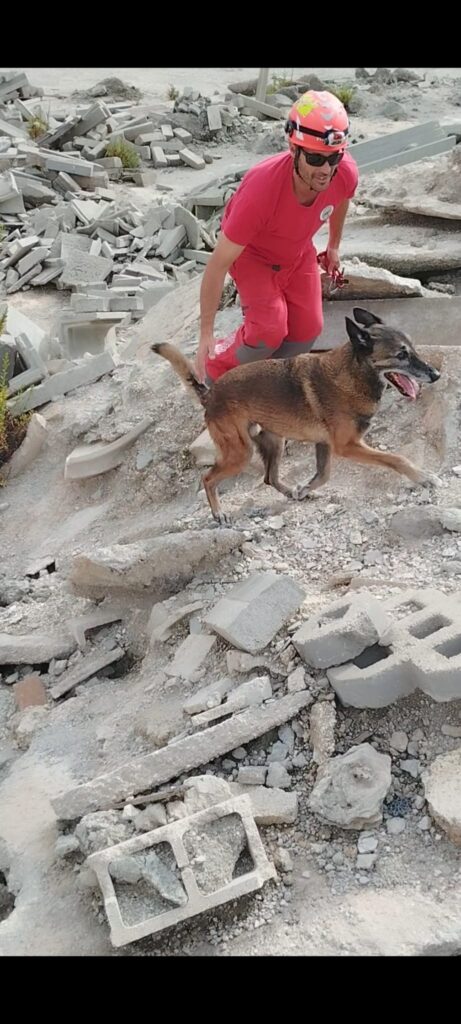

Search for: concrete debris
xmin=13 ymin=674 xmax=47 ymax=711
xmin=293 ymin=594 xmax=391 ymax=670
xmin=266 ymin=763 xmax=291 ymax=789
xmin=190 ymin=675 xmax=272 ymax=726
xmin=50 ymin=646 xmax=124 ymax=699
xmin=87 ymin=795 xmax=276 ymax=946
xmin=64 ymin=418 xmax=151 ymax=480
xmin=422 ymin=748 xmax=461 ymax=844
xmin=0 ymin=629 xmax=76 ymax=664
xmin=327 ymin=589 xmax=461 ymax=708
xmin=70 ymin=528 xmax=243 ymax=595
xmin=13 ymin=706 xmax=49 ymax=750
xmin=165 ymin=634 xmax=216 ymax=680
xmin=324 ymin=258 xmax=447 ymax=301
xmin=2 ymin=412 xmax=48 ymax=480
xmin=183 ymin=678 xmax=234 ymax=716
xmin=308 ymin=743 xmax=392 ymax=829
xmin=149 ymin=596 xmax=205 ymax=643
xmin=229 ymin=784 xmax=298 ymax=825
xmin=204 ymin=571 xmax=305 ymax=654
xmin=310 ymin=701 xmax=336 ymax=765
xmin=52 ymin=691 xmax=311 ymax=819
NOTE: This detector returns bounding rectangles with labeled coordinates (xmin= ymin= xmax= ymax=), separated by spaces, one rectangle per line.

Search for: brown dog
xmin=152 ymin=308 xmax=440 ymax=523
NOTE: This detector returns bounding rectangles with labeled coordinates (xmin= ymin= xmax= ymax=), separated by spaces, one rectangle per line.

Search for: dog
xmin=152 ymin=308 xmax=441 ymax=524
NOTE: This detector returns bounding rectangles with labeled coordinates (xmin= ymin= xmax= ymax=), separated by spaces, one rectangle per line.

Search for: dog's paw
xmin=291 ymin=483 xmax=313 ymax=501
xmin=212 ymin=510 xmax=232 ymax=526
xmin=414 ymin=471 xmax=443 ymax=489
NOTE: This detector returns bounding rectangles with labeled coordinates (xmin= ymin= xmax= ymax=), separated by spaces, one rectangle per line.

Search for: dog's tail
xmin=151 ymin=342 xmax=209 ymax=407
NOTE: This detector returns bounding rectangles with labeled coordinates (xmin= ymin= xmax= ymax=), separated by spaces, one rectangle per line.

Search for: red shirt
xmin=222 ymin=150 xmax=358 ymax=268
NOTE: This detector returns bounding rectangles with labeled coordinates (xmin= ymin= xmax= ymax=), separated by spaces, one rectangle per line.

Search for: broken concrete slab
xmin=422 ymin=748 xmax=461 ymax=844
xmin=327 ymin=259 xmax=445 ymax=301
xmin=64 ymin=418 xmax=151 ymax=480
xmin=310 ymin=702 xmax=336 ymax=766
xmin=235 ymin=95 xmax=285 ymax=120
xmin=0 ymin=629 xmax=76 ymax=665
xmin=228 ymin=784 xmax=298 ymax=825
xmin=50 ymin=646 xmax=124 ymax=700
xmin=191 ymin=676 xmax=272 ymax=726
xmin=87 ymin=795 xmax=276 ymax=947
xmin=8 ymin=352 xmax=115 ymax=416
xmin=308 ymin=743 xmax=392 ymax=829
xmin=149 ymin=598 xmax=204 ymax=643
xmin=204 ymin=572 xmax=305 ymax=654
xmin=52 ymin=690 xmax=311 ymax=819
xmin=70 ymin=528 xmax=243 ymax=596
xmin=293 ymin=594 xmax=391 ymax=670
xmin=179 ymin=148 xmax=206 ymax=170
xmin=59 ymin=250 xmax=113 ymax=288
xmin=70 ymin=606 xmax=124 ymax=649
xmin=182 ymin=678 xmax=234 ymax=716
xmin=165 ymin=634 xmax=216 ymax=680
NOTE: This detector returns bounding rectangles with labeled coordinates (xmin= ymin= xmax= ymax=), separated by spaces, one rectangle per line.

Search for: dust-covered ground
xmin=1 ymin=67 xmax=461 ymax=958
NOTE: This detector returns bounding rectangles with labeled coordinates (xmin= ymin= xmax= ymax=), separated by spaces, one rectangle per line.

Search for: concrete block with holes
xmin=326 ymin=589 xmax=461 ymax=708
xmin=87 ymin=795 xmax=276 ymax=947
xmin=292 ymin=595 xmax=392 ymax=670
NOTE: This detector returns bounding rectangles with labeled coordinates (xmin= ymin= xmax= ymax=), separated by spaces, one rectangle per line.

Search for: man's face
xmin=291 ymin=144 xmax=343 ymax=191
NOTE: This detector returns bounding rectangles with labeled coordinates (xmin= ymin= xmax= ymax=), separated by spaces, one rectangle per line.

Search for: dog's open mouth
xmin=385 ymin=372 xmax=420 ymax=400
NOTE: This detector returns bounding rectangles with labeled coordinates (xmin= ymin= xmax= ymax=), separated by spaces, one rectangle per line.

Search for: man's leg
xmin=205 ymin=260 xmax=288 ymax=381
xmin=273 ymin=262 xmax=323 ymax=360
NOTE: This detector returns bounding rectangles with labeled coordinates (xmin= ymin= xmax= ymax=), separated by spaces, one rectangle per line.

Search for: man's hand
xmin=195 ymin=334 xmax=215 ymax=383
xmin=325 ymin=245 xmax=341 ymax=276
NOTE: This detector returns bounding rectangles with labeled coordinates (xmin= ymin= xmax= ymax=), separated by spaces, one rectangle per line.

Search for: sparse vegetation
xmin=329 ymin=84 xmax=356 ymax=112
xmin=0 ymin=306 xmax=6 ymax=336
xmin=167 ymin=84 xmax=180 ymax=102
xmin=266 ymin=72 xmax=295 ymax=95
xmin=105 ymin=137 xmax=140 ymax=169
xmin=26 ymin=115 xmax=48 ymax=139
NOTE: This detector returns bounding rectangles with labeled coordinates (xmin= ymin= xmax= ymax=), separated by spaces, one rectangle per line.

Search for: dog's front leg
xmin=338 ymin=439 xmax=439 ymax=485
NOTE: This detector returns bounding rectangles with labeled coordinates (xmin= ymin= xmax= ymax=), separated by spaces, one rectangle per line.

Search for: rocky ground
xmin=1 ymin=68 xmax=461 ymax=957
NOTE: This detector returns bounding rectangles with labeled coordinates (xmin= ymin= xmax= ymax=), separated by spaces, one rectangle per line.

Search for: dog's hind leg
xmin=252 ymin=429 xmax=294 ymax=498
xmin=203 ymin=421 xmax=253 ymax=524
xmin=292 ymin=443 xmax=332 ymax=500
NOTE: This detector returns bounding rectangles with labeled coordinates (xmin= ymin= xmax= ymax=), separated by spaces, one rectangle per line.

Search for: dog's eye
xmin=396 ymin=349 xmax=408 ymax=360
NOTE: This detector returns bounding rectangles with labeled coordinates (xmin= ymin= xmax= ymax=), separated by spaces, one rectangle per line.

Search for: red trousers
xmin=206 ymin=252 xmax=323 ymax=381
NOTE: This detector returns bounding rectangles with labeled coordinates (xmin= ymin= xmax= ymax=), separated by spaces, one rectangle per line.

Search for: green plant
xmin=0 ymin=223 xmax=5 ymax=243
xmin=167 ymin=84 xmax=180 ymax=102
xmin=26 ymin=115 xmax=48 ymax=139
xmin=0 ymin=305 xmax=6 ymax=336
xmin=0 ymin=352 xmax=11 ymax=453
xmin=266 ymin=71 xmax=295 ymax=95
xmin=329 ymin=84 xmax=355 ymax=111
xmin=105 ymin=137 xmax=140 ymax=169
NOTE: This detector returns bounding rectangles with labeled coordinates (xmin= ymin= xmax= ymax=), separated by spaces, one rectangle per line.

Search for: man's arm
xmin=325 ymin=198 xmax=350 ymax=274
xmin=195 ymin=232 xmax=245 ymax=381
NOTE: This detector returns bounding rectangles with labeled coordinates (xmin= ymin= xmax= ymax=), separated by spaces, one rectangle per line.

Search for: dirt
xmin=1 ymin=67 xmax=461 ymax=958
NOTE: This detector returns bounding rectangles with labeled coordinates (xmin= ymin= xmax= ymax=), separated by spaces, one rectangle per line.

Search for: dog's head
xmin=345 ymin=308 xmax=440 ymax=400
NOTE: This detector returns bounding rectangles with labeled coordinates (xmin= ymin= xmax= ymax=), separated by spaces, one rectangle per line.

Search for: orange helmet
xmin=285 ymin=90 xmax=349 ymax=153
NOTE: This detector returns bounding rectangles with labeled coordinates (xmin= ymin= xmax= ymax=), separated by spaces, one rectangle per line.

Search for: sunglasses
xmin=303 ymin=150 xmax=344 ymax=168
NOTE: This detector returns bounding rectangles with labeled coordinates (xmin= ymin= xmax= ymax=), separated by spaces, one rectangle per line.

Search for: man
xmin=195 ymin=90 xmax=359 ymax=383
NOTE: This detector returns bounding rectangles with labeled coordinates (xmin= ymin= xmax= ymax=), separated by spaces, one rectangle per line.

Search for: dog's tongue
xmin=389 ymin=372 xmax=419 ymax=399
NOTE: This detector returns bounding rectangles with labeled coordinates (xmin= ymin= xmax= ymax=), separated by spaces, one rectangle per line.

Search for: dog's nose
xmin=429 ymin=367 xmax=441 ymax=382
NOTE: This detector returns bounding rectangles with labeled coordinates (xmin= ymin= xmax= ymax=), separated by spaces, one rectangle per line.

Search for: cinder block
xmin=293 ymin=595 xmax=391 ymax=670
xmin=87 ymin=795 xmax=276 ymax=947
xmin=179 ymin=148 xmax=206 ymax=169
xmin=327 ymin=589 xmax=461 ymax=708
xmin=204 ymin=571 xmax=305 ymax=654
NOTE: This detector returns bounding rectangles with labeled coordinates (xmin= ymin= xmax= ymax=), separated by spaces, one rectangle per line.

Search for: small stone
xmin=308 ymin=744 xmax=392 ymax=830
xmin=292 ymin=752 xmax=308 ymax=769
xmin=135 ymin=804 xmax=168 ymax=830
xmin=418 ymin=815 xmax=432 ymax=831
xmin=136 ymin=449 xmax=154 ymax=471
xmin=357 ymin=835 xmax=378 ymax=854
xmin=356 ymin=853 xmax=377 ymax=870
xmin=266 ymin=763 xmax=291 ymax=789
xmin=232 ymin=747 xmax=247 ymax=761
xmin=55 ymin=835 xmax=80 ymax=859
xmin=266 ymin=515 xmax=284 ymax=531
xmin=286 ymin=666 xmax=307 ymax=693
xmin=400 ymin=758 xmax=420 ymax=778
xmin=422 ymin=748 xmax=461 ymax=844
xmin=274 ymin=848 xmax=293 ymax=873
xmin=237 ymin=766 xmax=267 ymax=786
xmin=278 ymin=723 xmax=295 ymax=752
xmin=441 ymin=724 xmax=461 ymax=738
xmin=267 ymin=740 xmax=289 ymax=763
xmin=122 ymin=803 xmax=140 ymax=821
xmin=14 ymin=706 xmax=49 ymax=750
xmin=13 ymin=674 xmax=47 ymax=711
xmin=414 ymin=795 xmax=425 ymax=810
xmin=386 ymin=817 xmax=406 ymax=835
xmin=110 ymin=855 xmax=142 ymax=885
xmin=390 ymin=730 xmax=408 ymax=753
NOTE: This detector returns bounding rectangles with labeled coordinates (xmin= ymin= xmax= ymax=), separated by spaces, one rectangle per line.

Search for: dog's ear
xmin=352 ymin=307 xmax=383 ymax=328
xmin=345 ymin=316 xmax=374 ymax=353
